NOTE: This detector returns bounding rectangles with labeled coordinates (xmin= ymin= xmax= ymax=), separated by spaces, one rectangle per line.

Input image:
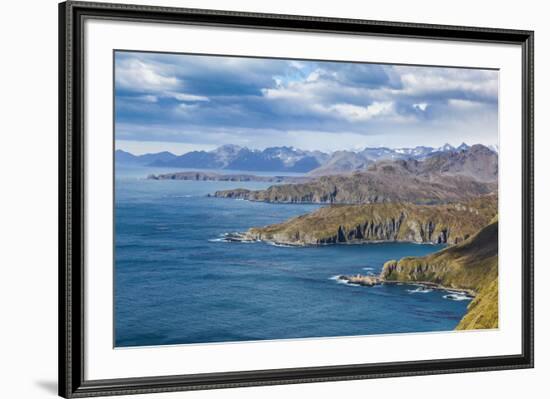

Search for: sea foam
xmin=407 ymin=286 xmax=434 ymax=294
xmin=329 ymin=275 xmax=360 ymax=286
xmin=443 ymin=292 xmax=472 ymax=301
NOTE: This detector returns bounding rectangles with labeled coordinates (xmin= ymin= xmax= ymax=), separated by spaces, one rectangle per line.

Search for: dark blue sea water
xmin=114 ymin=165 xmax=471 ymax=347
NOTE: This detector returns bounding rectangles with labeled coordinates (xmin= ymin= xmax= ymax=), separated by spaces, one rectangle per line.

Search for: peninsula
xmin=239 ymin=195 xmax=497 ymax=246
xmin=339 ymin=217 xmax=499 ymax=330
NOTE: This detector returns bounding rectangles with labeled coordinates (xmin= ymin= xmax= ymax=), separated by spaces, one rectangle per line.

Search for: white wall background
xmin=0 ymin=0 xmax=545 ymax=398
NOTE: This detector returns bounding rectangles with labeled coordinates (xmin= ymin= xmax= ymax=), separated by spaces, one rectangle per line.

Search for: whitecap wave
xmin=267 ymin=242 xmax=294 ymax=248
xmin=443 ymin=293 xmax=472 ymax=301
xmin=362 ymin=267 xmax=374 ymax=271
xmin=208 ymin=237 xmax=227 ymax=243
xmin=407 ymin=287 xmax=433 ymax=294
xmin=209 ymin=233 xmax=258 ymax=244
xmin=329 ymin=275 xmax=359 ymax=286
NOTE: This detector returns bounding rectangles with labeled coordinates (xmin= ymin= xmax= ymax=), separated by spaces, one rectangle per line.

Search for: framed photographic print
xmin=59 ymin=1 xmax=534 ymax=397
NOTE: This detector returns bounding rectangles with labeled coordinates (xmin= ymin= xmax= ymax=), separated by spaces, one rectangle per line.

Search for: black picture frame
xmin=59 ymin=1 xmax=534 ymax=397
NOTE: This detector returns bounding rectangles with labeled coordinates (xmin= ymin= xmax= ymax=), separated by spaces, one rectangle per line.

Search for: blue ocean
xmin=115 ymin=165 xmax=471 ymax=347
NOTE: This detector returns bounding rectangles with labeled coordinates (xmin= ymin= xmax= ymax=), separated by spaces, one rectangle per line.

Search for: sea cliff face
xmin=381 ymin=218 xmax=498 ymax=330
xmin=242 ymin=195 xmax=497 ymax=247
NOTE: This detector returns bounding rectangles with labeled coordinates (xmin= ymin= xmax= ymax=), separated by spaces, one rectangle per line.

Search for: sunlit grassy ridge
xmin=381 ymin=217 xmax=498 ymax=330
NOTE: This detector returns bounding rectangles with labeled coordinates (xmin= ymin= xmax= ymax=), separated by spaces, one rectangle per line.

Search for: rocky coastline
xmin=337 ymin=273 xmax=476 ymax=297
xmin=148 ymin=171 xmax=311 ymax=183
xmin=240 ymin=195 xmax=497 ymax=247
xmin=336 ymin=218 xmax=499 ymax=330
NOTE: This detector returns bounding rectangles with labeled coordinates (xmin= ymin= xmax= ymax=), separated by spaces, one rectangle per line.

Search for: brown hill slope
xmin=213 ymin=169 xmax=496 ymax=205
xmin=306 ymin=144 xmax=498 ymax=181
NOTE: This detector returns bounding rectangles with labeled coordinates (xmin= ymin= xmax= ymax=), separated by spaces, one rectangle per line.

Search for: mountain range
xmin=116 ymin=144 xmax=329 ymax=173
xmin=116 ymin=142 xmax=497 ymax=176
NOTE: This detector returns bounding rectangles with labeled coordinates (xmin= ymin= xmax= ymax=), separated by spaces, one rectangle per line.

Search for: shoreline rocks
xmin=337 ymin=273 xmax=476 ymax=296
xmin=338 ymin=274 xmax=382 ymax=286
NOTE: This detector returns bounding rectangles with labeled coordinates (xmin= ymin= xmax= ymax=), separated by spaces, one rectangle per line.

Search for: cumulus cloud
xmin=114 ymin=51 xmax=499 ymax=151
xmin=166 ymin=92 xmax=209 ymax=102
xmin=448 ymin=98 xmax=484 ymax=109
xmin=315 ymin=102 xmax=396 ymax=122
xmin=395 ymin=66 xmax=498 ymax=103
xmin=116 ymin=58 xmax=180 ymax=92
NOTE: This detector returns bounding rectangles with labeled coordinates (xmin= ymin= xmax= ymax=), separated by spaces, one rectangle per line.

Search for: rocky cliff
xmin=380 ymin=218 xmax=498 ymax=330
xmin=213 ymin=170 xmax=496 ymax=205
xmin=242 ymin=195 xmax=497 ymax=246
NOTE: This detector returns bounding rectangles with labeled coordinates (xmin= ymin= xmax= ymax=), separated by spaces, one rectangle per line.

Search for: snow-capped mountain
xmin=436 ymin=143 xmax=456 ymax=153
xmin=211 ymin=144 xmax=243 ymax=165
xmin=143 ymin=145 xmax=327 ymax=172
xmin=308 ymin=143 xmax=494 ymax=175
xmin=393 ymin=146 xmax=435 ymax=159
xmin=116 ymin=142 xmax=495 ymax=174
xmin=457 ymin=142 xmax=470 ymax=151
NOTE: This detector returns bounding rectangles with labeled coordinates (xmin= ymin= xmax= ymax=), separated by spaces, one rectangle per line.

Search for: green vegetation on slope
xmin=456 ymin=278 xmax=498 ymax=330
xmin=380 ymin=218 xmax=498 ymax=330
xmin=245 ymin=195 xmax=497 ymax=246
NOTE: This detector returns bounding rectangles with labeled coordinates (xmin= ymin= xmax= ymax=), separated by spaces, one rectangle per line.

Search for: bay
xmin=115 ymin=165 xmax=471 ymax=347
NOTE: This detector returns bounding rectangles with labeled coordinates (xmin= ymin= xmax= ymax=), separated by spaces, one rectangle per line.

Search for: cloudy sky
xmin=115 ymin=51 xmax=498 ymax=155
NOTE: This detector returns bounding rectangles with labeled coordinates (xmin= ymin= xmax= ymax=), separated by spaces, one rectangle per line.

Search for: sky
xmin=115 ymin=51 xmax=498 ymax=155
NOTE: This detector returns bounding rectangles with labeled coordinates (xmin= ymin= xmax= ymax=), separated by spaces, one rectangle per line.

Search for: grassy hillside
xmin=381 ymin=218 xmax=498 ymax=330
xmin=245 ymin=195 xmax=497 ymax=246
xmin=456 ymin=278 xmax=498 ymax=330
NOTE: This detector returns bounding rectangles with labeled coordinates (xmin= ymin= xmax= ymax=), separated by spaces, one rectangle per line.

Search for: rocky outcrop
xmin=336 ymin=274 xmax=475 ymax=297
xmin=211 ymin=188 xmax=257 ymax=200
xmin=338 ymin=274 xmax=382 ymax=286
xmin=242 ymin=196 xmax=497 ymax=246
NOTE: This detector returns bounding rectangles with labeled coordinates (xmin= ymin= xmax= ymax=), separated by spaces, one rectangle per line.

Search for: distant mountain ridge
xmin=115 ymin=145 xmax=329 ymax=173
xmin=308 ymin=142 xmax=486 ymax=176
xmin=115 ymin=142 xmax=496 ymax=175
